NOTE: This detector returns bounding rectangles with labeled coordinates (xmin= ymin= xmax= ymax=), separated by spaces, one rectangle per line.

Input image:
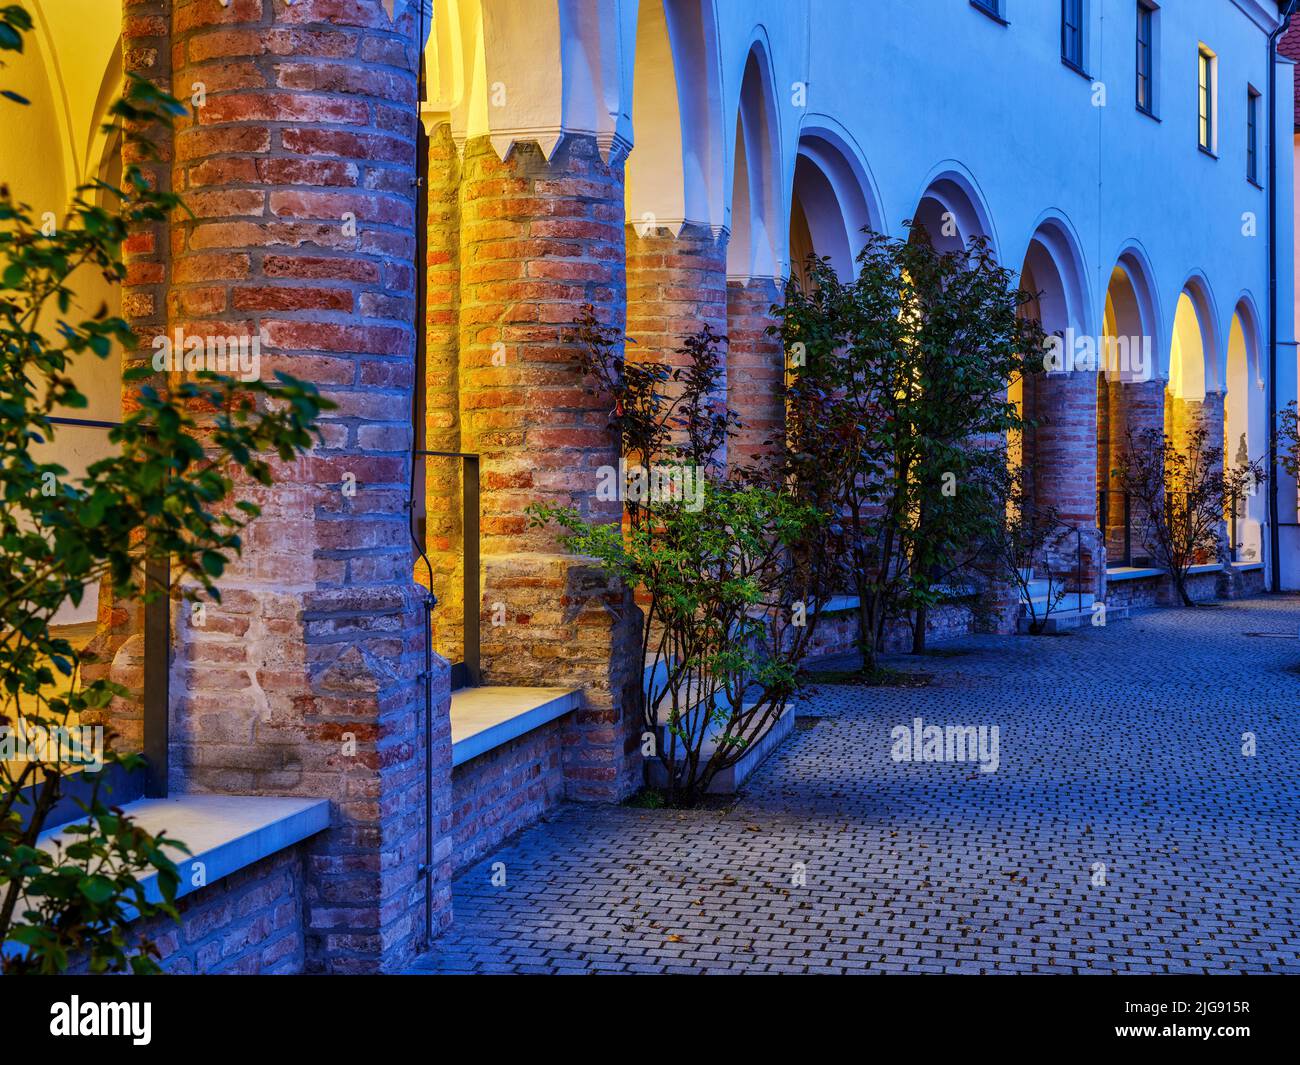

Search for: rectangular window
xmin=971 ymin=0 xmax=1001 ymax=16
xmin=1247 ymin=87 xmax=1260 ymax=184
xmin=1062 ymin=0 xmax=1084 ymax=69
xmin=1136 ymin=3 xmax=1154 ymax=114
xmin=1198 ymin=47 xmax=1215 ymax=152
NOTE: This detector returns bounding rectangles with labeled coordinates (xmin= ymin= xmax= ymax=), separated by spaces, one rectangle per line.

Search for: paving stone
xmin=410 ymin=599 xmax=1300 ymax=974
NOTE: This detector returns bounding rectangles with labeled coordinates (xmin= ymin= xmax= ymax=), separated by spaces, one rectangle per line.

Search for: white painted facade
xmin=423 ymin=0 xmax=1298 ymax=586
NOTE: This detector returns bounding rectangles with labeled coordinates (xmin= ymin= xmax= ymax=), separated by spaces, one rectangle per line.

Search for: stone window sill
xmin=34 ymin=794 xmax=330 ymax=915
xmin=450 ymin=687 xmax=580 ymax=768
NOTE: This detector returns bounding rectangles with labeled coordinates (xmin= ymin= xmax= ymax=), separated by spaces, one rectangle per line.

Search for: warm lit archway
xmin=625 ymin=0 xmax=725 ymax=234
xmin=1225 ymin=297 xmax=1265 ymax=562
xmin=1 ymin=1 xmax=123 ymax=624
xmin=1166 ymin=279 xmax=1221 ymax=455
xmin=1011 ymin=215 xmax=1101 ymax=593
xmin=727 ymin=39 xmax=782 ymax=282
xmin=1097 ymin=248 xmax=1162 ymax=566
xmin=726 ymin=38 xmax=785 ymax=468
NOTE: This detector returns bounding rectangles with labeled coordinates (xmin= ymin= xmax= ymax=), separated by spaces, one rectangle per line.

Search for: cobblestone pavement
xmin=411 ymin=598 xmax=1300 ymax=974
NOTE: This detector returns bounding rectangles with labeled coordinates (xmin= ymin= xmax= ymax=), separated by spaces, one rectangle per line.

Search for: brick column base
xmin=480 ymin=554 xmax=642 ymax=800
xmin=627 ymin=222 xmax=727 ymax=364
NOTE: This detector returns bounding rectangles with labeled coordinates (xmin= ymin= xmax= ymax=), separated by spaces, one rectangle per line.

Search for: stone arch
xmin=726 ymin=35 xmax=783 ymax=282
xmin=1168 ymin=272 xmax=1221 ymax=399
xmin=789 ymin=116 xmax=883 ymax=284
xmin=910 ymin=163 xmax=999 ymax=258
xmin=1102 ymin=243 xmax=1162 ymax=383
xmin=1225 ymin=293 xmax=1266 ymax=561
xmin=1097 ymin=243 xmax=1165 ymax=566
xmin=1013 ymin=213 xmax=1102 ymax=590
xmin=625 ymin=0 xmax=725 ymax=233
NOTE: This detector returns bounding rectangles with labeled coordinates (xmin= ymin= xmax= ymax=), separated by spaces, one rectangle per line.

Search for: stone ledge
xmin=35 ymin=794 xmax=330 ymax=911
xmin=1106 ymin=563 xmax=1229 ymax=582
xmin=1106 ymin=566 xmax=1164 ymax=581
xmin=450 ymin=686 xmax=580 ymax=768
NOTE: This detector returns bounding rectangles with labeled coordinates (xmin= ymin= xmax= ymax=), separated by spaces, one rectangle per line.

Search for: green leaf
xmin=78 ymin=875 xmax=116 ymax=904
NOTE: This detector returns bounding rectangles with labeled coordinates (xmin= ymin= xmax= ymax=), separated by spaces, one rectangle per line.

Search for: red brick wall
xmin=450 ymin=718 xmax=567 ymax=874
xmin=71 ymin=846 xmax=307 ymax=975
xmin=626 ymin=221 xmax=727 ymax=451
xmin=159 ymin=0 xmax=446 ymax=973
xmin=422 ymin=121 xmax=464 ymax=663
xmin=1034 ymin=367 xmax=1104 ymax=587
xmin=81 ymin=0 xmax=177 ymax=751
xmin=726 ymin=278 xmax=785 ymax=471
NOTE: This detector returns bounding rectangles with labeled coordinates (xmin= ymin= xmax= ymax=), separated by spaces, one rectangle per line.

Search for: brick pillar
xmin=458 ymin=134 xmax=642 ymax=802
xmin=1036 ymin=366 xmax=1103 ymax=591
xmin=726 ymin=278 xmax=785 ymax=471
xmin=165 ymin=0 xmax=449 ymax=972
xmin=1108 ymin=377 xmax=1165 ymax=566
xmin=626 ymin=222 xmax=727 ymax=453
xmin=422 ymin=121 xmax=463 ymax=663
xmin=81 ymin=0 xmax=176 ymax=751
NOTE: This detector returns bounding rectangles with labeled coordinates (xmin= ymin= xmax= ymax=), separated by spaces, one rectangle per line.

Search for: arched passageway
xmin=1224 ymin=300 xmax=1265 ymax=562
xmin=1097 ymin=251 xmax=1162 ymax=566
xmin=1011 ymin=217 xmax=1101 ymax=592
xmin=788 ymin=127 xmax=878 ymax=286
xmin=1 ymin=1 xmax=124 ymax=624
xmin=726 ymin=40 xmax=784 ymax=469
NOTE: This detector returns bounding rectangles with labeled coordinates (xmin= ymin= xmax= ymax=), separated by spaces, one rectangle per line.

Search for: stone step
xmin=1017 ymin=601 xmax=1131 ymax=633
xmin=449 ymin=686 xmax=580 ymax=767
xmin=1021 ymin=589 xmax=1094 ymax=611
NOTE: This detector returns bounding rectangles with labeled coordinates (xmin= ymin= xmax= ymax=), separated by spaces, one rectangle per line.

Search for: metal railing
xmin=1228 ymin=489 xmax=1241 ymax=563
xmin=412 ymin=450 xmax=480 ymax=689
xmin=1097 ymin=486 xmax=1133 ymax=568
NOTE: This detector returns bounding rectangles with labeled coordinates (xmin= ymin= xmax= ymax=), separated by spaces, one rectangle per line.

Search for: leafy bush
xmin=530 ymin=309 xmax=823 ymax=805
xmin=773 ymin=230 xmax=1045 ymax=669
xmin=1116 ymin=424 xmax=1261 ymax=607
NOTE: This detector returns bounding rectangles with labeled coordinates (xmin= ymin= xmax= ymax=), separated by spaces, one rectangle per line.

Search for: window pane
xmin=1063 ymin=0 xmax=1083 ymax=65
